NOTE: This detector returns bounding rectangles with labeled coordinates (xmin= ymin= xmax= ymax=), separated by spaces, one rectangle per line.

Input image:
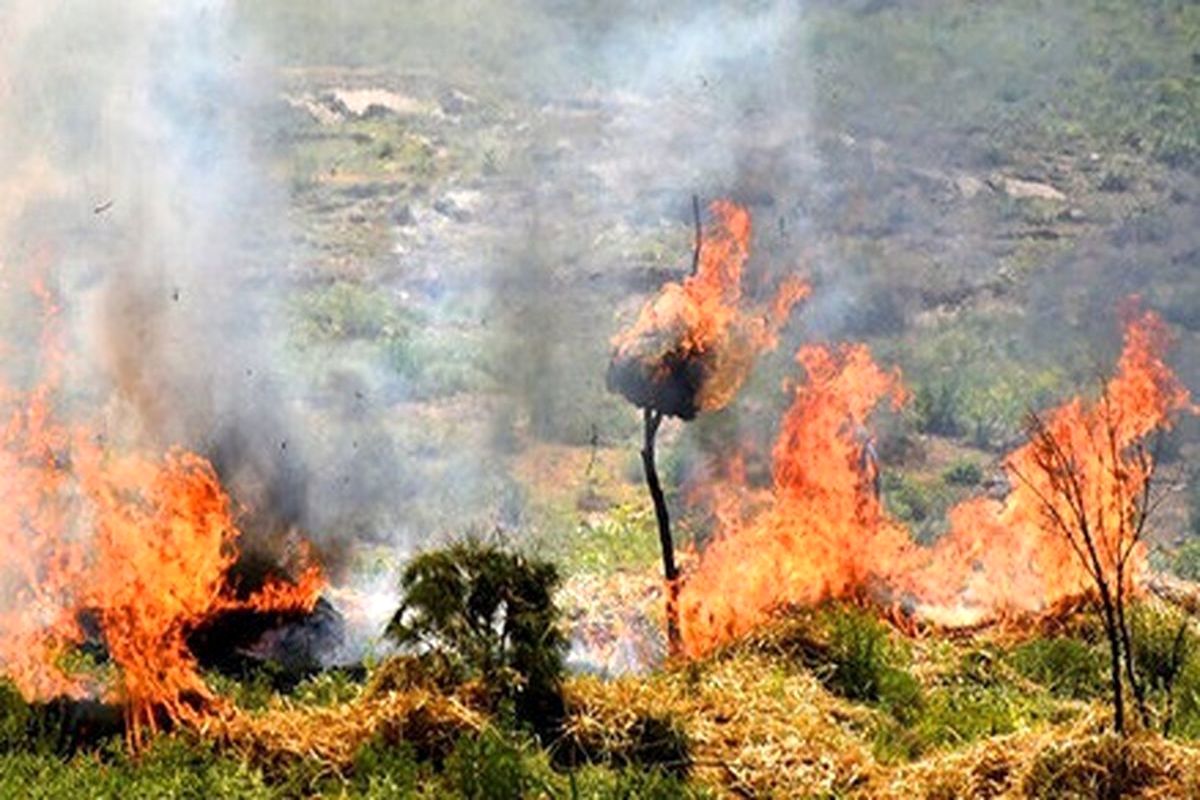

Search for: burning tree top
xmin=607 ymin=200 xmax=809 ymax=419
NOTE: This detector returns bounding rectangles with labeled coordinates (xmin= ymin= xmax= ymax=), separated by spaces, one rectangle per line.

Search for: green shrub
xmin=290 ymin=669 xmax=364 ymax=707
xmin=818 ymin=604 xmax=924 ymax=723
xmin=0 ymin=682 xmax=33 ymax=753
xmin=882 ymin=474 xmax=955 ymax=544
xmin=1129 ymin=602 xmax=1199 ymax=736
xmin=540 ymin=504 xmax=663 ymax=576
xmin=386 ymin=537 xmax=567 ymax=732
xmin=351 ymin=736 xmax=422 ymax=797
xmin=913 ymin=380 xmax=963 ymax=438
xmin=443 ymin=729 xmax=550 ymax=800
xmin=567 ymin=764 xmax=708 ymax=799
xmin=205 ymin=665 xmax=282 ymax=712
xmin=0 ymin=737 xmax=275 ymax=799
xmin=1131 ymin=603 xmax=1194 ymax=696
xmin=1171 ymin=656 xmax=1200 ymax=740
xmin=1177 ymin=541 xmax=1200 ymax=583
xmin=1010 ymin=637 xmax=1106 ymax=700
xmin=293 ymin=281 xmax=412 ymax=342
xmin=1189 ymin=471 xmax=1200 ymax=538
xmin=942 ymin=460 xmax=983 ymax=487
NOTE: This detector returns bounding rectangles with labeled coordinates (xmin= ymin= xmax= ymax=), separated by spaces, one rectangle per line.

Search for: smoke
xmin=0 ymin=0 xmax=402 ymax=588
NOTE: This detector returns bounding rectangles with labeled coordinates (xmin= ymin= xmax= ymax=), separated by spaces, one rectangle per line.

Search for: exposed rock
xmin=954 ymin=174 xmax=987 ymax=199
xmin=286 ymin=88 xmax=436 ymax=125
xmin=433 ymin=197 xmax=471 ymax=222
xmin=439 ymin=88 xmax=476 ymax=116
xmin=988 ymin=174 xmax=1066 ymax=202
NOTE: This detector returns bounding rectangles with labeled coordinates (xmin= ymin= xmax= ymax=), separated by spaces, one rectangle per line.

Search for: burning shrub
xmin=385 ymin=539 xmax=567 ymax=733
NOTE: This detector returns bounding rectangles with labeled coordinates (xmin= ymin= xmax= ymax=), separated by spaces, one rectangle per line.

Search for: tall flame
xmin=678 ymin=343 xmax=909 ymax=657
xmin=900 ymin=307 xmax=1194 ymax=624
xmin=679 ymin=307 xmax=1193 ymax=657
xmin=0 ymin=279 xmax=324 ymax=749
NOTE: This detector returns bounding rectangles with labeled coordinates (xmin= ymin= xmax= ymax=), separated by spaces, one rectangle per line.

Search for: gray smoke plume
xmin=0 ymin=0 xmax=395 ymax=585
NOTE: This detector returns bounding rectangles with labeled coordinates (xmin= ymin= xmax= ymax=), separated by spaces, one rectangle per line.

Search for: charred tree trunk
xmin=1098 ymin=587 xmax=1126 ymax=735
xmin=642 ymin=407 xmax=681 ymax=656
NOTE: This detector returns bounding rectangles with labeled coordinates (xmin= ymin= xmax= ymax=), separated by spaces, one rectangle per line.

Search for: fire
xmin=901 ymin=307 xmax=1194 ymax=624
xmin=607 ymin=200 xmax=809 ymax=419
xmin=679 ymin=307 xmax=1193 ymax=657
xmin=0 ymin=280 xmax=324 ymax=749
xmin=678 ymin=343 xmax=910 ymax=657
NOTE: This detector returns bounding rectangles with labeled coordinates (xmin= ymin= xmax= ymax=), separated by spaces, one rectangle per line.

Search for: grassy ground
xmin=6 ymin=600 xmax=1200 ymax=797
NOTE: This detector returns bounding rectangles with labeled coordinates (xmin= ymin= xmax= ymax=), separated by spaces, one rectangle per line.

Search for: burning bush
xmin=0 ymin=286 xmax=326 ymax=751
xmin=675 ymin=306 xmax=1194 ymax=658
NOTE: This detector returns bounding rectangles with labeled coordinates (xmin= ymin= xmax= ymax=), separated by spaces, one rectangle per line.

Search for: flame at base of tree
xmin=678 ymin=343 xmax=911 ymax=657
xmin=0 ymin=285 xmax=324 ymax=750
xmin=679 ymin=309 xmax=1194 ymax=657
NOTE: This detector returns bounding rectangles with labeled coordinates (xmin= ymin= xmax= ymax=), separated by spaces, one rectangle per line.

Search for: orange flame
xmin=679 ymin=307 xmax=1193 ymax=656
xmin=0 ymin=279 xmax=324 ymax=749
xmin=678 ymin=343 xmax=909 ymax=656
xmin=608 ymin=200 xmax=809 ymax=417
xmin=901 ymin=307 xmax=1194 ymax=625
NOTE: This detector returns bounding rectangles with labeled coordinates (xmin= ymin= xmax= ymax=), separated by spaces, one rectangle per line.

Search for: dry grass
xmin=890 ymin=709 xmax=1200 ymax=799
xmin=207 ymin=686 xmax=485 ymax=776
xmin=561 ymin=653 xmax=880 ymax=797
xmin=201 ymin=600 xmax=1200 ymax=797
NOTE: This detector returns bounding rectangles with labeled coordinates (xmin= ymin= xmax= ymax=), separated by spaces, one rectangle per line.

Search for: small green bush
xmin=818 ymin=604 xmax=924 ymax=724
xmin=386 ymin=537 xmax=567 ymax=732
xmin=0 ymin=682 xmax=33 ymax=753
xmin=913 ymin=380 xmax=963 ymax=438
xmin=1189 ymin=471 xmax=1200 ymax=538
xmin=567 ymin=764 xmax=708 ymax=799
xmin=293 ymin=281 xmax=412 ymax=343
xmin=1174 ymin=539 xmax=1200 ymax=582
xmin=0 ymin=737 xmax=274 ymax=799
xmin=1131 ymin=603 xmax=1194 ymax=697
xmin=942 ymin=460 xmax=983 ymax=487
xmin=351 ymin=736 xmax=422 ymax=797
xmin=1171 ymin=656 xmax=1200 ymax=740
xmin=443 ymin=729 xmax=551 ymax=800
xmin=290 ymin=669 xmax=364 ymax=707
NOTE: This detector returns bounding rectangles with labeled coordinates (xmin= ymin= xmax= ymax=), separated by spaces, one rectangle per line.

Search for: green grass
xmin=1010 ymin=637 xmax=1107 ymax=701
xmin=532 ymin=503 xmax=664 ymax=577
